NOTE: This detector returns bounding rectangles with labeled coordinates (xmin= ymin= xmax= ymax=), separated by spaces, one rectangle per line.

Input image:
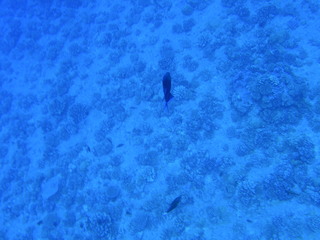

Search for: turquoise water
xmin=0 ymin=0 xmax=319 ymax=239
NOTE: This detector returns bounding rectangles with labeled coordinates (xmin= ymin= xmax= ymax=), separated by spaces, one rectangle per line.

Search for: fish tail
xmin=164 ymin=102 xmax=169 ymax=111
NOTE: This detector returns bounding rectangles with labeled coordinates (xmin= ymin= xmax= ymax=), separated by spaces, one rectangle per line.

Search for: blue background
xmin=0 ymin=0 xmax=319 ymax=239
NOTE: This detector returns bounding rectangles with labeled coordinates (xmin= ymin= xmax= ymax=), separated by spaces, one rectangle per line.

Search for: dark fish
xmin=85 ymin=145 xmax=91 ymax=152
xmin=166 ymin=195 xmax=182 ymax=213
xmin=162 ymin=72 xmax=174 ymax=107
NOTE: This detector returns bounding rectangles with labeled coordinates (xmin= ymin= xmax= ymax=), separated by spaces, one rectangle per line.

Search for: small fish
xmin=85 ymin=145 xmax=91 ymax=152
xmin=162 ymin=72 xmax=174 ymax=108
xmin=166 ymin=195 xmax=182 ymax=213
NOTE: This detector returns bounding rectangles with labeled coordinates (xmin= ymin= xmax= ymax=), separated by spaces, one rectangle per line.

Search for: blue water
xmin=0 ymin=0 xmax=319 ymax=239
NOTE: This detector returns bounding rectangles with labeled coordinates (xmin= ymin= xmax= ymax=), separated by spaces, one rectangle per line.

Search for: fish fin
xmin=164 ymin=102 xmax=169 ymax=111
